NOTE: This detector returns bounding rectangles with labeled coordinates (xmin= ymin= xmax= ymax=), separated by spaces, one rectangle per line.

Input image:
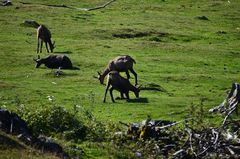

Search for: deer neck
xmin=48 ymin=39 xmax=53 ymax=46
xmin=129 ymin=84 xmax=137 ymax=92
xmin=102 ymin=68 xmax=110 ymax=78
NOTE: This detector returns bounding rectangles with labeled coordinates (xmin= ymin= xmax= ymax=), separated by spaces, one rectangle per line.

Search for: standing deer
xmin=37 ymin=25 xmax=55 ymax=53
xmin=103 ymin=71 xmax=140 ymax=103
xmin=98 ymin=55 xmax=138 ymax=86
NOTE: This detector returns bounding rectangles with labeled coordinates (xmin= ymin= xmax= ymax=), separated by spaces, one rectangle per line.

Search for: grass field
xmin=0 ymin=0 xmax=240 ymax=158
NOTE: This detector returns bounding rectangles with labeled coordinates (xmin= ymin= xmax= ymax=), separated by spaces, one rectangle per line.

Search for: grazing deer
xmin=98 ymin=55 xmax=138 ymax=86
xmin=34 ymin=55 xmax=73 ymax=69
xmin=37 ymin=25 xmax=55 ymax=53
xmin=103 ymin=71 xmax=140 ymax=103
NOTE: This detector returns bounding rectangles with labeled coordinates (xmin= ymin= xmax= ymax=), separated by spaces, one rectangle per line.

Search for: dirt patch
xmin=112 ymin=30 xmax=168 ymax=39
xmin=112 ymin=32 xmax=150 ymax=38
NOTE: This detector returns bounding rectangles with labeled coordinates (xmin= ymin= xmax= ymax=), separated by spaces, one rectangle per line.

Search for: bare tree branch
xmin=19 ymin=0 xmax=117 ymax=11
xmin=209 ymin=83 xmax=240 ymax=126
xmin=75 ymin=0 xmax=117 ymax=11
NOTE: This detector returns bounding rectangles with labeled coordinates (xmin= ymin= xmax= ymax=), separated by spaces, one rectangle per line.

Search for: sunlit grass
xmin=0 ymin=0 xmax=240 ymax=158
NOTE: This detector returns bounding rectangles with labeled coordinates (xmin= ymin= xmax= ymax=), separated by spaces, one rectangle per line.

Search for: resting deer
xmin=34 ymin=55 xmax=73 ymax=69
xmin=98 ymin=55 xmax=138 ymax=86
xmin=103 ymin=71 xmax=140 ymax=103
xmin=37 ymin=25 xmax=55 ymax=53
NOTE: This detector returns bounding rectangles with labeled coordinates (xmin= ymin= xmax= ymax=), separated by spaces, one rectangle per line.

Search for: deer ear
xmin=97 ymin=71 xmax=101 ymax=76
xmin=37 ymin=55 xmax=40 ymax=59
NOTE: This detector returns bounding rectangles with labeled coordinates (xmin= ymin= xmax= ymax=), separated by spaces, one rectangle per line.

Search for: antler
xmin=93 ymin=75 xmax=98 ymax=79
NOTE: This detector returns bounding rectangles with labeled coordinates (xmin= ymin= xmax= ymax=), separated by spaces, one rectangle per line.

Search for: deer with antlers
xmin=97 ymin=55 xmax=138 ymax=86
xmin=37 ymin=25 xmax=55 ymax=53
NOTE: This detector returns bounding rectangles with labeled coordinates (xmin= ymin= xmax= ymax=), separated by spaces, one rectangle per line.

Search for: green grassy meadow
xmin=0 ymin=0 xmax=240 ymax=158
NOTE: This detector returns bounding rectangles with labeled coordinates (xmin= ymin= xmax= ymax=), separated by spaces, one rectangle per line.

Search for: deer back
xmin=110 ymin=55 xmax=135 ymax=72
xmin=37 ymin=25 xmax=52 ymax=42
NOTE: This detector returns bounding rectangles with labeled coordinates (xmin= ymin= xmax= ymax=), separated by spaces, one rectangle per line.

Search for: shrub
xmin=17 ymin=105 xmax=87 ymax=140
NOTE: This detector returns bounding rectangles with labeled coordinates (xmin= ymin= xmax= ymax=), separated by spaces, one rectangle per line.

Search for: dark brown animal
xmin=37 ymin=25 xmax=55 ymax=53
xmin=34 ymin=55 xmax=73 ymax=69
xmin=103 ymin=71 xmax=140 ymax=103
xmin=98 ymin=55 xmax=138 ymax=86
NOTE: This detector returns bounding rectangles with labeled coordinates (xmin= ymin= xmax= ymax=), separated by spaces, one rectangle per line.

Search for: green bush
xmin=17 ymin=105 xmax=87 ymax=140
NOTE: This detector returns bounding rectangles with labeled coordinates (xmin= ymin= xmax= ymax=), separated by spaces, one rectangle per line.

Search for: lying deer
xmin=37 ymin=25 xmax=55 ymax=53
xmin=98 ymin=55 xmax=138 ymax=86
xmin=34 ymin=55 xmax=73 ymax=69
xmin=103 ymin=71 xmax=140 ymax=103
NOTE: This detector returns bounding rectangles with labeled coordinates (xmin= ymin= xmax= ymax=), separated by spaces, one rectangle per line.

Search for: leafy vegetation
xmin=1 ymin=0 xmax=240 ymax=158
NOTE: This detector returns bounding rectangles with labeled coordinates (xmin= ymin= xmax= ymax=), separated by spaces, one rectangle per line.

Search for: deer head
xmin=49 ymin=41 xmax=55 ymax=53
xmin=97 ymin=71 xmax=104 ymax=85
xmin=134 ymin=85 xmax=141 ymax=98
xmin=33 ymin=55 xmax=42 ymax=68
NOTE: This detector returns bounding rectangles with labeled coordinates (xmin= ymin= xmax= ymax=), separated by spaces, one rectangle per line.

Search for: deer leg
xmin=120 ymin=92 xmax=125 ymax=99
xmin=115 ymin=92 xmax=124 ymax=100
xmin=45 ymin=42 xmax=49 ymax=53
xmin=103 ymin=83 xmax=110 ymax=103
xmin=37 ymin=39 xmax=40 ymax=53
xmin=129 ymin=68 xmax=138 ymax=86
xmin=40 ymin=40 xmax=43 ymax=53
xmin=125 ymin=92 xmax=130 ymax=100
xmin=126 ymin=70 xmax=130 ymax=79
xmin=109 ymin=87 xmax=115 ymax=103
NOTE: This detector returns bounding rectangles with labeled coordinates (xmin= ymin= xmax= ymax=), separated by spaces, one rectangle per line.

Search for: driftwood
xmin=19 ymin=0 xmax=117 ymax=11
xmin=209 ymin=83 xmax=240 ymax=126
xmin=123 ymin=115 xmax=240 ymax=158
xmin=183 ymin=125 xmax=240 ymax=158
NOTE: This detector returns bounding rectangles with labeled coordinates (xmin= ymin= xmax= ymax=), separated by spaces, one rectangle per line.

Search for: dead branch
xmin=209 ymin=83 xmax=240 ymax=126
xmin=186 ymin=128 xmax=197 ymax=157
xmin=75 ymin=0 xmax=117 ymax=11
xmin=222 ymin=106 xmax=237 ymax=126
xmin=19 ymin=0 xmax=117 ymax=11
xmin=156 ymin=119 xmax=189 ymax=130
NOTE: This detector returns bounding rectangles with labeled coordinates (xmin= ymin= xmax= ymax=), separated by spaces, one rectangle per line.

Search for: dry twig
xmin=19 ymin=0 xmax=117 ymax=11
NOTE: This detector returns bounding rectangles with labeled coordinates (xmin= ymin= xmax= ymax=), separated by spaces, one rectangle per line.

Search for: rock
xmin=0 ymin=108 xmax=66 ymax=158
xmin=0 ymin=109 xmax=32 ymax=137
xmin=33 ymin=135 xmax=67 ymax=157
xmin=0 ymin=109 xmax=11 ymax=132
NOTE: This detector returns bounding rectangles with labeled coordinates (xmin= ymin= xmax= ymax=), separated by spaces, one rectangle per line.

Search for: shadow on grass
xmin=54 ymin=51 xmax=72 ymax=54
xmin=0 ymin=134 xmax=25 ymax=150
xmin=127 ymin=97 xmax=149 ymax=103
xmin=140 ymin=83 xmax=174 ymax=96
